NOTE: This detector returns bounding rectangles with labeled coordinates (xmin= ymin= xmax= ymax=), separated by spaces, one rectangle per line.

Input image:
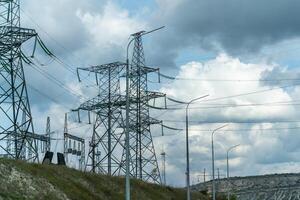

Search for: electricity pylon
xmin=0 ymin=0 xmax=38 ymax=161
xmin=161 ymin=150 xmax=166 ymax=185
xmin=121 ymin=31 xmax=165 ymax=184
xmin=74 ymin=62 xmax=127 ymax=175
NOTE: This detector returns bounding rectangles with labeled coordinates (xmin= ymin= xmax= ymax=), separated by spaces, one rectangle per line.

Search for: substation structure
xmin=73 ymin=31 xmax=166 ymax=184
xmin=63 ymin=113 xmax=85 ymax=170
xmin=0 ymin=0 xmax=50 ymax=161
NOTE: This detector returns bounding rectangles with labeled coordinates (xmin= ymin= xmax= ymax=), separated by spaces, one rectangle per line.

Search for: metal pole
xmin=226 ymin=144 xmax=240 ymax=200
xmin=204 ymin=168 xmax=206 ymax=183
xmin=226 ymin=152 xmax=229 ymax=200
xmin=186 ymin=106 xmax=190 ymax=200
xmin=125 ymin=56 xmax=131 ymax=200
xmin=211 ymin=124 xmax=228 ymax=200
xmin=211 ymin=134 xmax=215 ymax=200
xmin=186 ymin=95 xmax=209 ymax=200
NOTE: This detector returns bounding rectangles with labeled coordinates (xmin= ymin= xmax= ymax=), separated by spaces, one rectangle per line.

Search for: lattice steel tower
xmin=75 ymin=62 xmax=127 ymax=175
xmin=122 ymin=31 xmax=165 ymax=184
xmin=0 ymin=0 xmax=38 ymax=161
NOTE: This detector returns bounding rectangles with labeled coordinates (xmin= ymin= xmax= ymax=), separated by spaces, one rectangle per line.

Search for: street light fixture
xmin=226 ymin=144 xmax=240 ymax=200
xmin=211 ymin=124 xmax=228 ymax=200
xmin=185 ymin=95 xmax=209 ymax=200
xmin=125 ymin=26 xmax=165 ymax=200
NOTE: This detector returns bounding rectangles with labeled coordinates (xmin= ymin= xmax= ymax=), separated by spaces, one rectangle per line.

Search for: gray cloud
xmin=260 ymin=67 xmax=300 ymax=87
xmin=144 ymin=0 xmax=300 ymax=68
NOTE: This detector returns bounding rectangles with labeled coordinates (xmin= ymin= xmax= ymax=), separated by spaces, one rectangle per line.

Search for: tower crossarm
xmin=129 ymin=91 xmax=165 ymax=103
xmin=76 ymin=91 xmax=164 ymax=112
xmin=77 ymin=62 xmax=126 ymax=83
xmin=119 ymin=117 xmax=161 ymax=129
xmin=120 ymin=66 xmax=159 ymax=78
xmin=145 ymin=91 xmax=165 ymax=100
xmin=0 ymin=26 xmax=37 ymax=46
xmin=78 ymin=61 xmax=126 ymax=74
xmin=64 ymin=132 xmax=84 ymax=143
xmin=75 ymin=94 xmax=127 ymax=111
xmin=5 ymin=131 xmax=50 ymax=142
xmin=147 ymin=117 xmax=162 ymax=125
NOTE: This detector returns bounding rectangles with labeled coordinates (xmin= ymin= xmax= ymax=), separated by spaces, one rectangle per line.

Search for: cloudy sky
xmin=17 ymin=0 xmax=300 ymax=186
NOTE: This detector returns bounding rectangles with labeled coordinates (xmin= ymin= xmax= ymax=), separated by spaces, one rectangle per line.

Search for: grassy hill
xmin=0 ymin=158 xmax=208 ymax=200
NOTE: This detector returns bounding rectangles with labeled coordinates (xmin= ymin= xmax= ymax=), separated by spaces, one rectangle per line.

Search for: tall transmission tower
xmin=0 ymin=0 xmax=39 ymax=161
xmin=74 ymin=62 xmax=127 ymax=175
xmin=122 ymin=31 xmax=165 ymax=184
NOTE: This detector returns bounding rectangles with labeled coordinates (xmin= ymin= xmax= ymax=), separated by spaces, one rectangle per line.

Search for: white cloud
xmin=154 ymin=54 xmax=300 ymax=186
xmin=77 ymin=2 xmax=146 ymax=50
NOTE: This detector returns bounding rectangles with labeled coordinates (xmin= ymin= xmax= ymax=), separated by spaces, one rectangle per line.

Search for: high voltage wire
xmin=20 ymin=8 xmax=86 ymax=67
xmin=162 ymin=120 xmax=300 ymax=124
xmin=166 ymin=99 xmax=300 ymax=107
xmin=159 ymin=126 xmax=300 ymax=133
xmin=187 ymin=126 xmax=300 ymax=132
xmin=158 ymin=72 xmax=300 ymax=83
xmin=29 ymin=62 xmax=86 ymax=101
xmin=50 ymin=123 xmax=92 ymax=136
xmin=27 ymin=84 xmax=70 ymax=109
xmin=21 ymin=8 xmax=96 ymax=86
xmin=151 ymin=125 xmax=300 ymax=138
xmin=166 ymin=103 xmax=300 ymax=110
xmin=164 ymin=82 xmax=300 ymax=105
xmin=27 ymin=83 xmax=79 ymax=111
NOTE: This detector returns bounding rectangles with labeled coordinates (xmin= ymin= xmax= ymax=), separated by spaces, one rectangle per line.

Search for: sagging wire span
xmin=160 ymin=122 xmax=183 ymax=136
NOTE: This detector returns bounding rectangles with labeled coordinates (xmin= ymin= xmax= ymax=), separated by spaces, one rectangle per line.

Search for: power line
xmin=165 ymin=82 xmax=300 ymax=105
xmin=20 ymin=8 xmax=86 ymax=66
xmin=27 ymin=84 xmax=71 ymax=109
xmin=158 ymin=72 xmax=300 ymax=83
xmin=174 ymin=126 xmax=300 ymax=132
xmin=21 ymin=8 xmax=96 ymax=87
xmin=162 ymin=120 xmax=300 ymax=124
xmin=166 ymin=103 xmax=300 ymax=110
xmin=29 ymin=62 xmax=86 ymax=101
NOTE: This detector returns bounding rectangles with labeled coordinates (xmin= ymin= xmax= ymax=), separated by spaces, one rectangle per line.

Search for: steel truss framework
xmin=74 ymin=33 xmax=165 ymax=184
xmin=75 ymin=62 xmax=126 ymax=175
xmin=120 ymin=32 xmax=165 ymax=184
xmin=0 ymin=0 xmax=39 ymax=161
xmin=63 ymin=113 xmax=85 ymax=170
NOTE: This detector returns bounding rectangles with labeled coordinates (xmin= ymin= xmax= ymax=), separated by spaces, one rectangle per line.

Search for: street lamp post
xmin=185 ymin=95 xmax=209 ymax=200
xmin=125 ymin=26 xmax=165 ymax=200
xmin=226 ymin=144 xmax=240 ymax=200
xmin=211 ymin=124 xmax=228 ymax=200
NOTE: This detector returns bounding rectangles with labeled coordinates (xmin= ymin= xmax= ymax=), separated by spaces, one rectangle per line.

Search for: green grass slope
xmin=0 ymin=158 xmax=208 ymax=200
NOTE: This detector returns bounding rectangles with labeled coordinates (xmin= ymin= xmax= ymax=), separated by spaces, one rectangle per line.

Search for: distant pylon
xmin=64 ymin=113 xmax=69 ymax=164
xmin=161 ymin=150 xmax=166 ymax=185
xmin=45 ymin=117 xmax=51 ymax=152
